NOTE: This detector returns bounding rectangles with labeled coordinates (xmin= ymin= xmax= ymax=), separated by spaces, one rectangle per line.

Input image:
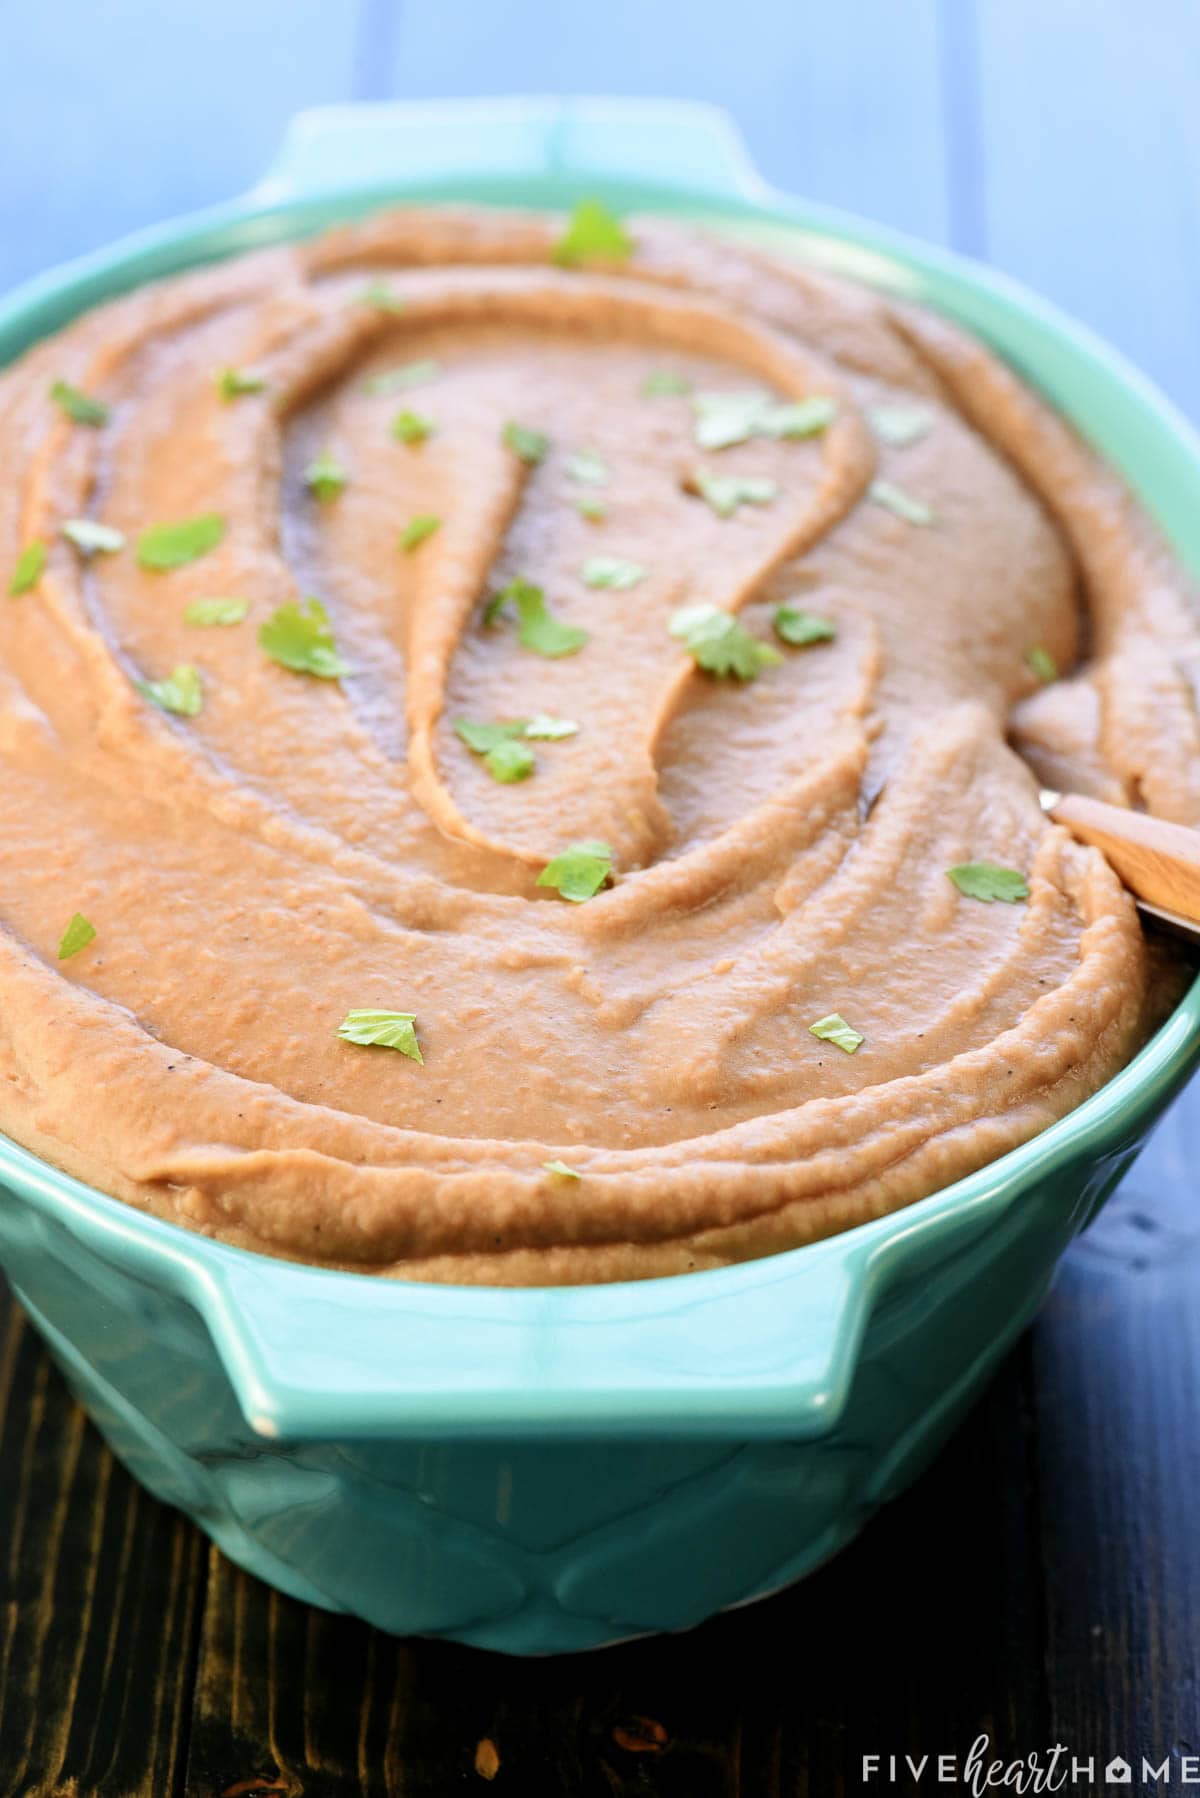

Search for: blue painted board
xmin=0 ymin=0 xmax=360 ymax=293
xmin=974 ymin=0 xmax=1200 ymax=422
xmin=377 ymin=0 xmax=954 ymax=241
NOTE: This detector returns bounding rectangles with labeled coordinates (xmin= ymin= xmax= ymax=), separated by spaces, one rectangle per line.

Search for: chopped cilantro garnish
xmin=869 ymin=480 xmax=936 ymax=526
xmin=565 ymin=448 xmax=608 ymax=486
xmin=946 ymin=862 xmax=1030 ymax=903
xmin=870 ymin=404 xmax=932 ymax=447
xmin=552 ymin=199 xmax=633 ymax=267
xmin=399 ymin=514 xmax=441 ymax=553
xmin=184 ymin=596 xmax=249 ymax=627
xmin=543 ymin=1158 xmax=581 ymax=1179
xmin=669 ymin=603 xmax=782 ymax=680
xmin=486 ymin=577 xmax=587 ymax=657
xmin=8 ymin=540 xmax=46 ymax=596
xmin=454 ymin=712 xmax=577 ymax=779
xmin=454 ymin=718 xmax=526 ymax=755
xmin=57 ymin=912 xmax=96 ymax=961
xmin=1026 ymin=645 xmax=1058 ymax=683
xmin=641 ymin=369 xmax=692 ymax=398
xmin=485 ymin=738 xmax=536 ymax=783
xmin=692 ymin=388 xmax=836 ymax=451
xmin=358 ymin=278 xmax=405 ymax=313
xmin=767 ymin=398 xmax=839 ymax=437
xmin=687 ymin=469 xmax=779 ymax=518
xmin=809 ymin=1012 xmax=863 ymax=1054
xmin=363 ymin=358 xmax=441 ymax=395
xmin=50 ymin=379 xmax=108 ymax=427
xmin=581 ymin=555 xmax=646 ymax=590
xmin=452 ymin=717 xmax=535 ymax=781
xmin=524 ymin=713 xmax=578 ymax=739
xmin=773 ymin=605 xmax=836 ymax=647
xmin=304 ymin=450 xmax=347 ymax=502
xmin=392 ymin=409 xmax=434 ymax=446
xmin=575 ymin=494 xmax=607 ymax=521
xmin=338 ymin=1008 xmax=423 ymax=1063
xmin=61 ymin=519 xmax=125 ymax=556
xmin=455 ymin=714 xmax=577 ymax=752
xmin=536 ymin=839 xmax=613 ymax=902
xmin=503 ymin=420 xmax=550 ymax=465
xmin=259 ymin=597 xmax=350 ymax=679
xmin=136 ymin=513 xmax=225 ymax=571
xmin=215 ymin=367 xmax=266 ymax=401
xmin=137 ymin=663 xmax=203 ymax=717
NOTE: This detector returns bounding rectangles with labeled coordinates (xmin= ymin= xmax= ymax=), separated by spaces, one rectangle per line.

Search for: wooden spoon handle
xmin=1041 ymin=790 xmax=1200 ymax=924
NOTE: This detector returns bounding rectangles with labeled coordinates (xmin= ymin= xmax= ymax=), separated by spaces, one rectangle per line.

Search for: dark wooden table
xmin=3 ymin=3 xmax=1200 ymax=1791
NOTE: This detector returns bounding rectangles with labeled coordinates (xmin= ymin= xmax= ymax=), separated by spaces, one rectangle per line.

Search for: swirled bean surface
xmin=0 ymin=208 xmax=1194 ymax=1283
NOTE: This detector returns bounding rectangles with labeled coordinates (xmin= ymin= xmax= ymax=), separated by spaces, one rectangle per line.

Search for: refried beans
xmin=0 ymin=205 xmax=1196 ymax=1284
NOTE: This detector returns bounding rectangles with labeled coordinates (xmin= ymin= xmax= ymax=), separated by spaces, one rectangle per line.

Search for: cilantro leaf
xmin=454 ymin=717 xmax=527 ymax=754
xmin=686 ymin=469 xmax=779 ymax=518
xmin=455 ymin=714 xmax=577 ymax=755
xmin=57 ymin=912 xmax=96 ymax=960
xmin=50 ymin=379 xmax=108 ymax=427
xmin=692 ymin=388 xmax=836 ymax=451
xmin=305 ymin=450 xmax=347 ymax=502
xmin=363 ymin=358 xmax=440 ymax=395
xmin=62 ymin=519 xmax=125 ymax=556
xmin=392 ymin=409 xmax=434 ymax=445
xmin=543 ymin=1158 xmax=581 ymax=1179
xmin=869 ymin=480 xmax=936 ymax=526
xmin=1026 ymin=645 xmax=1058 ymax=683
xmin=575 ymin=494 xmax=607 ymax=521
xmin=137 ymin=663 xmax=203 ymax=717
xmin=185 ymin=596 xmax=249 ymax=627
xmin=581 ymin=555 xmax=646 ymax=590
xmin=565 ymin=448 xmax=608 ymax=486
xmin=523 ymin=714 xmax=578 ymax=740
xmin=946 ymin=862 xmax=1030 ymax=903
xmin=536 ymin=839 xmax=613 ymax=902
xmin=338 ymin=1008 xmax=423 ymax=1063
xmin=216 ymin=367 xmax=266 ymax=401
xmin=553 ymin=199 xmax=633 ymax=266
xmin=259 ymin=597 xmax=350 ymax=679
xmin=484 ymin=738 xmax=535 ymax=783
xmin=870 ymin=404 xmax=932 ymax=447
xmin=773 ymin=605 xmax=836 ymax=647
xmin=641 ymin=369 xmax=692 ymax=398
xmin=809 ymin=1012 xmax=864 ymax=1054
xmin=358 ymin=278 xmax=405 ymax=313
xmin=503 ymin=420 xmax=550 ymax=465
xmin=454 ymin=718 xmax=535 ymax=779
xmin=8 ymin=540 xmax=46 ymax=596
xmin=767 ymin=398 xmax=839 ymax=438
xmin=486 ymin=577 xmax=587 ymax=657
xmin=399 ymin=514 xmax=441 ymax=553
xmin=136 ymin=513 xmax=226 ymax=571
xmin=669 ymin=603 xmax=782 ymax=680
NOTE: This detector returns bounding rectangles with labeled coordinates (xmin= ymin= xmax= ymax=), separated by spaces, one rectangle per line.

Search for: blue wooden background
xmin=1 ymin=0 xmax=1198 ymax=1786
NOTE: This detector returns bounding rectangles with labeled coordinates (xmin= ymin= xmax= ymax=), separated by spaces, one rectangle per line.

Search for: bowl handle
xmin=252 ymin=96 xmax=770 ymax=207
xmin=191 ymin=1226 xmax=883 ymax=1442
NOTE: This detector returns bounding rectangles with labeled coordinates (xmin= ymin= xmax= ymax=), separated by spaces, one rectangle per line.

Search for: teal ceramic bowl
xmin=1 ymin=98 xmax=1198 ymax=1655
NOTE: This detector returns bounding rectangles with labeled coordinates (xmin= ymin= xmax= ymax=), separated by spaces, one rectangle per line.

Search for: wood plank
xmin=375 ymin=0 xmax=953 ymax=241
xmin=973 ymin=0 xmax=1200 ymax=422
xmin=0 ymin=1283 xmax=206 ymax=1797
xmin=0 ymin=0 xmax=362 ymax=296
xmin=180 ymin=1356 xmax=1040 ymax=1795
xmin=1033 ymin=1101 xmax=1200 ymax=1771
